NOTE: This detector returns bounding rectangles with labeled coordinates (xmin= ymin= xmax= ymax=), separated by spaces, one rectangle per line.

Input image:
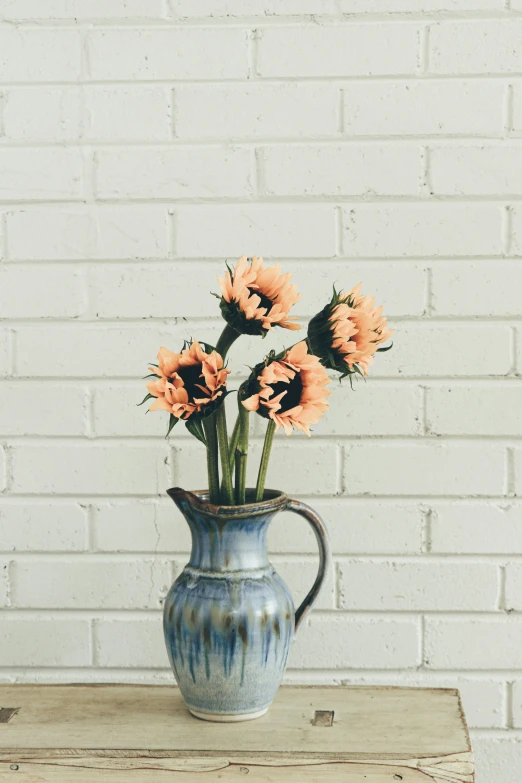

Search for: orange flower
xmin=218 ymin=255 xmax=301 ymax=336
xmin=242 ymin=341 xmax=330 ymax=436
xmin=145 ymin=340 xmax=229 ymax=422
xmin=308 ymin=285 xmax=393 ymax=378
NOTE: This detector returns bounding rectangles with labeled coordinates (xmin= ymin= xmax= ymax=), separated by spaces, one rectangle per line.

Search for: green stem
xmin=234 ymin=450 xmax=242 ymax=505
xmin=228 ymin=412 xmax=241 ymax=475
xmin=236 ymin=395 xmax=250 ymax=505
xmin=203 ymin=414 xmax=220 ymax=504
xmin=255 ymin=419 xmax=276 ymax=503
xmin=216 ymin=404 xmax=234 ymax=505
xmin=215 ymin=323 xmax=240 ymax=359
xmin=213 ymin=323 xmax=241 ymax=504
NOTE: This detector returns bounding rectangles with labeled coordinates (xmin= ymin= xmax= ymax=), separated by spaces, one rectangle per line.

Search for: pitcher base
xmin=189 ymin=706 xmax=269 ymax=722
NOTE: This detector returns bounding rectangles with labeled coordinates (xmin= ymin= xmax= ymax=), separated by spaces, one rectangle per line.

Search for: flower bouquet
xmin=141 ymin=256 xmax=392 ymax=722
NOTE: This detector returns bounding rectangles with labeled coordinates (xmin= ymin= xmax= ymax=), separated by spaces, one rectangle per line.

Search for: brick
xmin=11 ymin=445 xmax=169 ymax=496
xmin=472 ymin=737 xmax=522 ymax=783
xmin=375 ymin=324 xmax=511 ymax=378
xmin=6 ymin=207 xmax=169 ymax=261
xmin=250 ymin=441 xmax=340 ymax=497
xmin=271 ymin=502 xmax=423 ymax=555
xmin=427 ymin=385 xmax=522 ymax=436
xmin=343 ymin=80 xmax=504 ymax=137
xmin=431 ymin=504 xmax=522 ymax=554
xmin=0 ymin=619 xmax=90 ymax=666
xmin=0 ymin=503 xmax=88 ymax=552
xmin=95 ymin=618 xmax=168 ymax=668
xmin=87 ymin=28 xmax=248 ymax=81
xmin=171 ymin=0 xmax=345 ymax=15
xmin=262 ymin=144 xmax=422 ymax=197
xmin=175 ymin=84 xmax=338 ymax=140
xmin=506 ymin=564 xmax=522 ymax=612
xmin=313 ymin=383 xmax=421 ymax=437
xmin=430 ymin=144 xmax=522 ymax=196
xmin=94 ymin=385 xmax=170 ymax=438
xmin=176 ymin=206 xmax=336 ymax=258
xmin=272 ymin=557 xmax=336 ymax=610
xmin=96 ymin=147 xmax=253 ymax=200
xmin=89 ymin=264 xmax=229 ymax=320
xmin=0 ymin=29 xmax=81 ymax=82
xmin=0 ymin=148 xmax=82 ymax=201
xmin=431 ymin=262 xmax=522 ymax=316
xmin=1 ymin=0 xmax=166 ymax=19
xmin=93 ymin=501 xmax=191 ymax=553
xmin=431 ymin=20 xmax=522 ymax=74
xmin=343 ymin=204 xmax=503 ymax=257
xmin=283 ymin=261 xmax=426 ymax=318
xmin=290 ymin=615 xmax=420 ymax=669
xmin=425 ymin=618 xmax=522 ymax=669
xmin=510 ymin=207 xmax=522 ymax=256
xmin=340 ymin=561 xmax=498 ymax=611
xmin=344 ymin=443 xmax=506 ymax=496
xmin=172 ymin=441 xmax=340 ymax=496
xmin=84 ymin=87 xmax=171 ymax=142
xmin=0 ymin=267 xmax=85 ymax=319
xmin=12 ymin=559 xmax=171 ymax=609
xmin=14 ymin=323 xmax=223 ymax=378
xmin=3 ymin=88 xmax=81 ymax=142
xmin=91 ymin=263 xmax=226 ymax=320
xmin=0 ymin=384 xmax=86 ymax=436
xmin=114 ymin=382 xmax=417 ymax=441
xmin=258 ymin=24 xmax=420 ymax=77
xmin=90 ymin=260 xmax=424 ymax=319
xmin=0 ymin=331 xmax=10 ymax=378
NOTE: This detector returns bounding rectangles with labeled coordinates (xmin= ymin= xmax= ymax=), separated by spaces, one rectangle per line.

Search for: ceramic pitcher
xmin=163 ymin=487 xmax=330 ymax=722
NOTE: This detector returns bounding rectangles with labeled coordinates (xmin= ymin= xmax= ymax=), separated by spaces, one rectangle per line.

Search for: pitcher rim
xmin=167 ymin=487 xmax=289 ymax=519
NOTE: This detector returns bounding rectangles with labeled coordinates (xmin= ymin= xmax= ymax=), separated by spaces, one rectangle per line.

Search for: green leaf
xmin=165 ymin=414 xmax=178 ymax=438
xmin=185 ymin=416 xmax=207 ymax=446
xmin=377 ymin=341 xmax=393 ymax=353
xmin=137 ymin=393 xmax=154 ymax=407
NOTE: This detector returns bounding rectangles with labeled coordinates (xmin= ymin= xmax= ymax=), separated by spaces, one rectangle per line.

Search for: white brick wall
xmin=0 ymin=5 xmax=519 ymax=780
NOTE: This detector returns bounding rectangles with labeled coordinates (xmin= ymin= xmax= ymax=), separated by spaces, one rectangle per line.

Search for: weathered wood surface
xmin=0 ymin=685 xmax=474 ymax=782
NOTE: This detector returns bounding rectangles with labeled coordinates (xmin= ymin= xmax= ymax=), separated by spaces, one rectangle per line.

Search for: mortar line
xmin=506 ymin=447 xmax=516 ymax=496
xmin=335 ymin=205 xmax=343 ymax=256
xmin=0 ymin=90 xmax=5 ymax=138
xmin=338 ymin=87 xmax=345 ymax=135
xmin=419 ymin=615 xmax=426 ymax=669
xmin=502 ymin=204 xmax=513 ymax=257
xmin=249 ymin=28 xmax=259 ymax=80
xmin=423 ymin=507 xmax=433 ymax=554
xmin=504 ymin=83 xmax=514 ymax=137
xmin=419 ymin=24 xmax=430 ymax=75
xmin=506 ymin=680 xmax=515 ymax=728
xmin=254 ymin=147 xmax=265 ymax=196
xmin=170 ymin=87 xmax=177 ymax=138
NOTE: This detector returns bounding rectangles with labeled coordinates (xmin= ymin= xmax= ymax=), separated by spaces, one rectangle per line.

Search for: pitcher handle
xmin=286 ymin=498 xmax=331 ymax=632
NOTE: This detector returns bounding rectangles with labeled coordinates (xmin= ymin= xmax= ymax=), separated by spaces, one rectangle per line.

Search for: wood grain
xmin=0 ymin=685 xmax=474 ymax=782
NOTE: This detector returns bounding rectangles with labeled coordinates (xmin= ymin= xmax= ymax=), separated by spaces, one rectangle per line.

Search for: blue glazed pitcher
xmin=163 ymin=487 xmax=330 ymax=722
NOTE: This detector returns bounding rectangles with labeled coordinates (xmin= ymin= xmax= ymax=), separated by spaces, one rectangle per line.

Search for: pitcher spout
xmin=166 ymin=487 xmax=203 ymax=515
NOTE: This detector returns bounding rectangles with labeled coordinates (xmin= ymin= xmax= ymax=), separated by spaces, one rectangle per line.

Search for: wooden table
xmin=0 ymin=685 xmax=474 ymax=782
